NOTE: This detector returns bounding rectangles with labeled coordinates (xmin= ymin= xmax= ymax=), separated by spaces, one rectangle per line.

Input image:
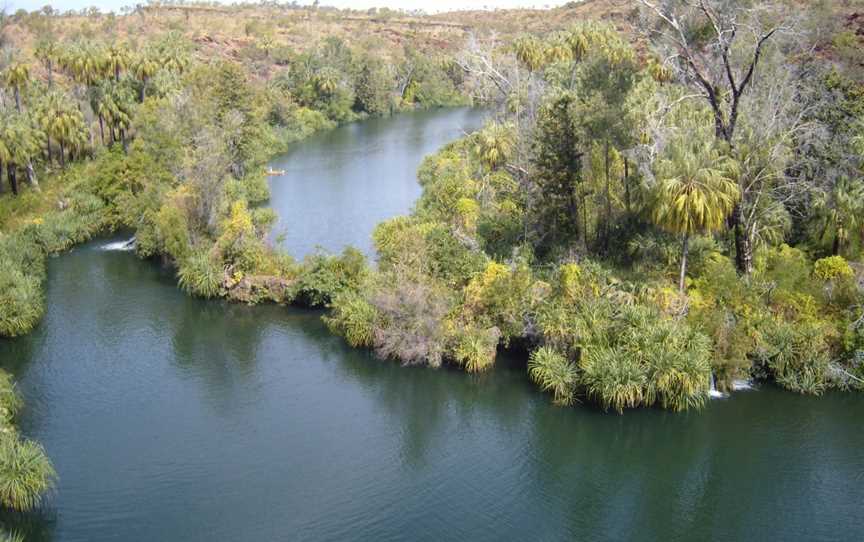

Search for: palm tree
xmin=131 ymin=50 xmax=159 ymax=102
xmin=513 ymin=35 xmax=544 ymax=72
xmin=0 ymin=113 xmax=43 ymax=194
xmin=105 ymin=43 xmax=130 ymax=82
xmin=3 ymin=63 xmax=30 ymax=112
xmin=814 ymin=177 xmax=864 ymax=256
xmin=471 ymin=122 xmax=515 ymax=171
xmin=652 ymin=139 xmax=739 ymax=291
xmin=62 ymin=41 xmax=106 ymax=88
xmin=544 ymin=32 xmax=573 ymax=64
xmin=34 ymin=38 xmax=60 ymax=88
xmin=155 ymin=33 xmax=190 ymax=74
xmin=312 ymin=67 xmax=340 ymax=97
xmin=0 ymin=128 xmax=8 ymax=195
xmin=102 ymin=80 xmax=135 ymax=151
xmin=36 ymin=92 xmax=86 ymax=167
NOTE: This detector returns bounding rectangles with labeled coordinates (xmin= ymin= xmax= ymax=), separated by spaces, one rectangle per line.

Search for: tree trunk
xmin=624 ymin=158 xmax=631 ymax=214
xmin=14 ymin=87 xmax=21 ymax=112
xmin=604 ymin=140 xmax=612 ymax=249
xmin=832 ymin=233 xmax=841 ymax=256
xmin=120 ymin=129 xmax=128 ymax=153
xmin=26 ymin=160 xmax=39 ymax=190
xmin=59 ymin=141 xmax=66 ymax=167
xmin=7 ymin=164 xmax=18 ymax=196
xmin=99 ymin=115 xmax=105 ymax=146
xmin=0 ymin=160 xmax=4 ymax=194
xmin=731 ymin=204 xmax=754 ymax=275
xmin=679 ymin=234 xmax=689 ymax=293
xmin=48 ymin=61 xmax=53 ymax=88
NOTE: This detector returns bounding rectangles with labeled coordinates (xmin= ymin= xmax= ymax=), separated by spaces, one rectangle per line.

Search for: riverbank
xmin=3 ymin=234 xmax=864 ymax=541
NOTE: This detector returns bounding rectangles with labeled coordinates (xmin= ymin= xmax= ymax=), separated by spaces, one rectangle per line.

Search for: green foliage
xmin=528 ymin=347 xmax=578 ymax=406
xmin=0 ymin=262 xmax=43 ymax=338
xmin=463 ymin=261 xmax=534 ymax=343
xmin=531 ymin=92 xmax=586 ymax=249
xmin=450 ymin=324 xmax=501 ymax=373
xmin=813 ymin=256 xmax=854 ymax=281
xmin=0 ymin=371 xmax=22 ymax=426
xmin=0 ymin=434 xmax=56 ymax=512
xmin=581 ymin=346 xmax=647 ymax=413
xmin=295 ymin=248 xmax=368 ymax=307
xmin=325 ymin=289 xmax=379 ymax=348
xmin=756 ymin=320 xmax=832 ymax=395
xmin=177 ymin=250 xmax=223 ymax=299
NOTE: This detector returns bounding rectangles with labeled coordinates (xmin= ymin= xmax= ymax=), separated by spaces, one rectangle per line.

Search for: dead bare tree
xmin=636 ymin=0 xmax=794 ymax=274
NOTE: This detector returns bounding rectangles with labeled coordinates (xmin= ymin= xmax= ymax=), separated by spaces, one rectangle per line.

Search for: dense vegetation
xmin=0 ymin=1 xmax=467 ymax=526
xmin=0 ymin=0 xmax=863 ymax=523
xmin=327 ymin=4 xmax=864 ymax=411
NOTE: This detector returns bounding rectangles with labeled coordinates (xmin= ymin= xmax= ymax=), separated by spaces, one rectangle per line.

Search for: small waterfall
xmin=731 ymin=379 xmax=755 ymax=391
xmin=101 ymin=237 xmax=136 ymax=251
xmin=709 ymin=373 xmax=728 ymax=399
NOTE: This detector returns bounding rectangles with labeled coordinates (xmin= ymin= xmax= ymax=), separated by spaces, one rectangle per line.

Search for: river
xmin=0 ymin=109 xmax=862 ymax=541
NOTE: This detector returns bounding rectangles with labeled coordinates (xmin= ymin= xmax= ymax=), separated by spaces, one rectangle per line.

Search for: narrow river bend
xmin=0 ymin=109 xmax=862 ymax=541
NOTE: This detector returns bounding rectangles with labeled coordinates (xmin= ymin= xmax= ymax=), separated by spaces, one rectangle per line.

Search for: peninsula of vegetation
xmin=0 ymin=1 xmax=862 ymax=530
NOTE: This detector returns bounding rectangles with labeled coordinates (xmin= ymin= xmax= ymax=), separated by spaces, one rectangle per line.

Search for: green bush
xmin=177 ymin=250 xmax=224 ymax=299
xmin=324 ymin=289 xmax=379 ymax=348
xmin=0 ymin=371 xmax=22 ymax=427
xmin=528 ymin=346 xmax=579 ymax=406
xmin=581 ymin=346 xmax=648 ymax=413
xmin=756 ymin=320 xmax=831 ymax=395
xmin=0 ymin=434 xmax=56 ymax=512
xmin=0 ymin=264 xmax=44 ymax=338
xmin=813 ymin=255 xmax=854 ymax=281
xmin=450 ymin=324 xmax=501 ymax=373
xmin=295 ymin=248 xmax=368 ymax=307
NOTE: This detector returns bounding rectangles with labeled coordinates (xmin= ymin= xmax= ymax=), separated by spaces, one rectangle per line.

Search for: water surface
xmin=268 ymin=108 xmax=486 ymax=257
xmin=0 ymin=110 xmax=862 ymax=541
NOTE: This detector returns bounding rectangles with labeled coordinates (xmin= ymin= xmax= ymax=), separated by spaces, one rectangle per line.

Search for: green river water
xmin=0 ymin=109 xmax=862 ymax=541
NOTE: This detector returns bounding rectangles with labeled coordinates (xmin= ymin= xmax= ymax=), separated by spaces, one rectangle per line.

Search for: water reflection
xmin=0 ymin=107 xmax=862 ymax=540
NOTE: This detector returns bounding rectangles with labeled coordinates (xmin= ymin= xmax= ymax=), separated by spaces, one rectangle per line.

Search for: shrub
xmin=463 ymin=262 xmax=534 ymax=342
xmin=756 ymin=320 xmax=831 ymax=394
xmin=216 ymin=200 xmax=267 ymax=273
xmin=177 ymin=250 xmax=224 ymax=299
xmin=528 ymin=346 xmax=579 ymax=405
xmin=324 ymin=289 xmax=379 ymax=348
xmin=0 ymin=265 xmax=44 ymax=338
xmin=0 ymin=435 xmax=56 ymax=512
xmin=370 ymin=273 xmax=451 ymax=367
xmin=813 ymin=255 xmax=854 ymax=281
xmin=0 ymin=371 xmax=22 ymax=427
xmin=240 ymin=171 xmax=271 ymax=204
xmin=295 ymin=248 xmax=368 ymax=307
xmin=581 ymin=346 xmax=648 ymax=413
xmin=451 ymin=324 xmax=501 ymax=373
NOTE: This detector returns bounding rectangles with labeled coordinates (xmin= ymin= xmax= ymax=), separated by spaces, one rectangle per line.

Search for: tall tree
xmin=639 ymin=0 xmax=783 ymax=274
xmin=652 ymin=138 xmax=740 ymax=291
xmin=34 ymin=38 xmax=59 ymax=88
xmin=0 ymin=113 xmax=42 ymax=194
xmin=4 ymin=62 xmax=30 ymax=112
xmin=813 ymin=177 xmax=864 ymax=256
xmin=531 ymin=92 xmax=587 ymax=250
